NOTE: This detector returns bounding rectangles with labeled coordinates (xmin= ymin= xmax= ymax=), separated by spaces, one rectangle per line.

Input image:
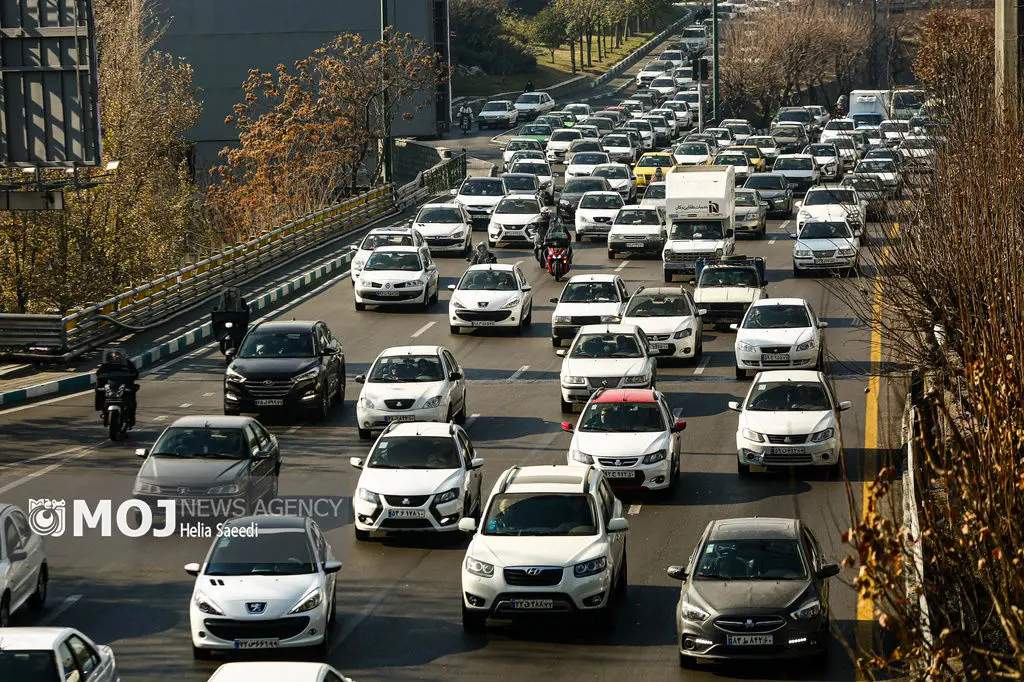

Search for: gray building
xmin=154 ymin=0 xmax=451 ymax=166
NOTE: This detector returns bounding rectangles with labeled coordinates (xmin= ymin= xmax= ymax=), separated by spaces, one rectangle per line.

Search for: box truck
xmin=662 ymin=166 xmax=735 ymax=281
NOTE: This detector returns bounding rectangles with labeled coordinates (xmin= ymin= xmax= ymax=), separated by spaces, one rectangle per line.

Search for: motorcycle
xmin=459 ymin=114 xmax=473 ymax=134
xmin=545 ymin=245 xmax=571 ymax=281
xmin=211 ymin=309 xmax=249 ymax=362
xmin=102 ymin=379 xmax=130 ymax=441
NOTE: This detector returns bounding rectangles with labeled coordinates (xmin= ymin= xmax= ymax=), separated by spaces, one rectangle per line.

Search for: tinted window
xmin=495 ymin=198 xmax=540 ymax=214
xmin=238 ymin=331 xmax=314 ymax=359
xmin=775 ymin=157 xmax=813 ymax=170
xmin=502 ymin=175 xmax=537 ymax=191
xmin=206 ymin=529 xmax=315 ymax=575
xmin=579 ymin=194 xmax=622 ymax=209
xmin=369 ymin=354 xmax=443 ymax=383
xmin=360 ymin=233 xmax=412 ymax=250
xmin=636 ymin=155 xmax=673 ymax=167
xmin=459 ymin=270 xmax=518 ymax=291
xmin=696 ymin=538 xmax=807 ymax=579
xmin=550 ymin=130 xmax=581 ymax=142
xmin=602 ymin=135 xmax=630 ymax=146
xmin=615 ymin=209 xmax=660 ymax=225
xmin=625 ymin=294 xmax=693 ymax=317
xmin=580 ymin=402 xmax=666 ymax=432
xmin=801 ymin=221 xmax=852 ymax=239
xmin=367 ymin=435 xmax=460 ymax=469
xmin=150 ymin=427 xmax=248 ymax=459
xmin=0 ymin=651 xmax=61 ymax=682
xmin=561 ymin=281 xmax=619 ymax=302
xmin=594 ymin=165 xmax=628 ymax=179
xmin=563 ymin=179 xmax=605 ymax=193
xmin=643 ymin=184 xmax=666 ymax=199
xmin=571 ymin=333 xmax=641 ymax=358
xmin=804 ymin=189 xmax=856 ymax=205
xmin=670 ymin=220 xmax=723 ymax=239
xmin=746 ymin=380 xmax=831 ymax=412
xmin=460 ymin=180 xmax=505 ymax=196
xmin=743 ymin=304 xmax=811 ymax=329
xmin=573 ymin=153 xmax=608 ymax=165
xmin=483 ymin=493 xmax=598 ymax=536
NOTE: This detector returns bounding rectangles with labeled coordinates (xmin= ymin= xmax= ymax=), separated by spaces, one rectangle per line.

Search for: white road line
xmin=615 ymin=260 xmax=630 ymax=272
xmin=768 ymin=238 xmax=776 ymax=244
xmin=628 ymin=504 xmax=642 ymax=515
xmin=285 ymin=425 xmax=302 ymax=435
xmin=410 ymin=321 xmax=435 ymax=338
xmin=0 ymin=447 xmax=98 ymax=495
xmin=202 ymin=392 xmax=214 ymax=397
xmin=694 ymin=356 xmax=711 ymax=375
xmin=779 ymin=219 xmax=792 ymax=233
xmin=154 ymin=415 xmax=168 ymax=421
xmin=466 ymin=413 xmax=480 ymax=428
xmin=0 ymin=446 xmax=90 ymax=473
xmin=507 ymin=365 xmax=529 ymax=382
xmin=179 ymin=403 xmax=192 ymax=408
xmin=41 ymin=594 xmax=82 ymax=626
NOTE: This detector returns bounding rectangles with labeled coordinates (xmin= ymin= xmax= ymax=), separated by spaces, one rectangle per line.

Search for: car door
xmin=615 ymin=279 xmax=629 ymax=317
xmin=514 ymin=266 xmax=532 ymax=313
xmin=252 ymin=420 xmax=280 ymax=473
xmin=63 ymin=633 xmax=115 ymax=682
xmin=2 ymin=513 xmax=32 ymax=608
xmin=9 ymin=508 xmax=43 ymax=601
xmin=423 ymin=253 xmax=439 ymax=295
xmin=824 ymin=379 xmax=844 ymax=451
xmin=455 ymin=430 xmax=481 ymax=505
xmin=598 ymin=480 xmax=626 ymax=569
xmin=659 ymin=394 xmax=678 ymax=458
xmin=442 ymin=349 xmax=466 ymax=412
xmin=313 ymin=325 xmax=336 ymax=396
xmin=244 ymin=423 xmax=274 ymax=501
xmin=309 ymin=523 xmax=336 ymax=602
xmin=800 ymin=527 xmax=828 ymax=605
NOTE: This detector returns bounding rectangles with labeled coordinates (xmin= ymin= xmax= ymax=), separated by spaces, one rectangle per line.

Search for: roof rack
xmin=582 ymin=465 xmax=595 ymax=492
xmin=498 ymin=465 xmax=521 ymax=495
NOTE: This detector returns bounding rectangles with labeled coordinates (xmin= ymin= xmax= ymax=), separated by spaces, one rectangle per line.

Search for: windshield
xmin=696 ymin=538 xmax=807 ymax=580
xmin=369 ymin=354 xmax=443 ymax=383
xmin=903 ymin=138 xmax=934 ymax=150
xmin=566 ymin=104 xmax=588 ymax=114
xmin=735 ymin=193 xmax=757 ymax=207
xmin=364 ymin=251 xmax=423 ymax=272
xmin=460 ymin=180 xmax=504 ymax=196
xmin=652 ymin=78 xmax=675 ymax=87
xmin=858 ymin=161 xmax=895 ymax=172
xmin=573 ymin=153 xmax=608 ymax=165
xmin=602 ymin=135 xmax=630 ymax=147
xmin=677 ymin=92 xmax=699 ymax=102
xmin=700 ymin=268 xmax=759 ymax=287
xmin=804 ymin=189 xmax=855 ymax=206
xmin=482 ymin=102 xmax=507 ymax=112
xmin=670 ymin=220 xmax=723 ymax=239
xmin=550 ymin=130 xmax=581 ymax=142
xmin=832 ymin=137 xmax=856 ymax=149
xmin=726 ymin=124 xmax=752 ymax=135
xmin=675 ymin=143 xmax=708 ymax=155
xmin=893 ymin=91 xmax=925 ymax=108
xmin=615 ymin=209 xmax=660 ymax=225
xmin=483 ymin=493 xmax=598 ymax=536
xmin=844 ymin=178 xmax=881 ymax=191
xmin=625 ymin=294 xmax=693 ymax=317
xmin=150 ymin=427 xmax=247 ymax=458
xmin=571 ymin=333 xmax=641 ymax=358
xmin=801 ymin=221 xmax=851 ymax=239
xmin=569 ymin=141 xmax=602 ymax=153
xmin=684 ymin=28 xmax=705 ymax=38
xmin=880 ymin=121 xmax=910 ymax=134
xmin=662 ymin=51 xmax=683 ymax=60
xmin=708 ymin=129 xmax=730 ymax=140
xmin=561 ymin=281 xmax=619 ymax=302
xmin=746 ymin=380 xmax=830 ymax=412
xmin=502 ymin=176 xmax=537 ymax=191
xmin=770 ymin=127 xmax=802 ymax=139
xmin=580 ymin=194 xmax=623 ymax=209
xmin=853 ymin=113 xmax=883 ymax=126
xmin=417 ymin=207 xmax=462 ymax=223
xmin=238 ymin=331 xmax=313 ymax=359
xmin=637 ymin=155 xmax=673 ymax=167
xmin=459 ymin=269 xmax=518 ymax=291
xmin=512 ymin=162 xmax=549 ymax=176
xmin=495 ymin=198 xmax=540 ymax=214
xmin=594 ymin=166 xmax=628 ymax=180
xmin=517 ymin=94 xmax=540 ymax=104
xmin=865 ymin=150 xmax=895 ymax=161
xmin=367 ymin=435 xmax=460 ymax=469
xmin=0 ymin=651 xmax=60 ymax=682
xmin=643 ymin=62 xmax=667 ymax=72
xmin=206 ymin=530 xmax=315 ymax=576
xmin=745 ymin=175 xmax=784 ymax=190
xmin=564 ymin=180 xmax=605 ymax=193
xmin=643 ymin=184 xmax=666 ymax=199
xmin=778 ymin=110 xmax=811 ymax=123
xmin=521 ymin=124 xmax=552 ymax=136
xmin=580 ymin=402 xmax=665 ymax=432
xmin=747 ymin=137 xmax=775 ymax=148
xmin=360 ymin=233 xmax=412 ymax=250
xmin=743 ymin=304 xmax=810 ymax=329
xmin=775 ymin=157 xmax=812 ymax=170
xmin=716 ymin=154 xmax=748 ymax=167
xmin=807 ymin=145 xmax=836 ymax=156
xmin=826 ymin=120 xmax=855 ymax=131
xmin=507 ymin=140 xmax=538 ymax=151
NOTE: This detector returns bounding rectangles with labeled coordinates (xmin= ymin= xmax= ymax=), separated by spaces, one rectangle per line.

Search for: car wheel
xmin=793 ymin=265 xmax=803 ymax=278
xmin=462 ymin=603 xmax=487 ymax=633
xmin=192 ymin=645 xmax=212 ymax=661
xmin=560 ymin=397 xmax=573 ymax=414
xmin=354 ymin=527 xmax=370 ymax=542
xmin=737 ymin=459 xmax=751 ymax=476
xmin=328 ymin=586 xmax=337 ymax=625
xmin=575 ymin=231 xmax=583 ymax=242
xmin=735 ymin=366 xmax=745 ymax=379
xmin=607 ymin=249 xmax=615 ymax=259
xmin=523 ymin=305 xmax=533 ymax=327
xmin=313 ymin=621 xmax=332 ymax=659
xmin=551 ymin=337 xmax=561 ymax=348
xmin=30 ymin=564 xmax=47 ymax=610
xmin=355 ymin=301 xmax=366 ymax=311
xmin=316 ymin=387 xmax=331 ymax=421
xmin=358 ymin=428 xmax=372 ymax=440
xmin=616 ymin=551 xmax=628 ymax=597
xmin=663 ymin=270 xmax=673 ymax=283
xmin=450 ymin=325 xmax=460 ymax=335
xmin=456 ymin=395 xmax=468 ymax=424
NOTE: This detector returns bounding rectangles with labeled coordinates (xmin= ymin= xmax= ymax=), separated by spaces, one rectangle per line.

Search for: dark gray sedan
xmin=743 ymin=174 xmax=794 ymax=217
xmin=668 ymin=517 xmax=839 ymax=669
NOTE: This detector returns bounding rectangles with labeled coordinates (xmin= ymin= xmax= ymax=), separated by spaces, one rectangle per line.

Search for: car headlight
xmin=563 ymin=375 xmax=586 ymax=386
xmin=838 ymin=247 xmax=857 ymax=256
xmin=715 ymin=248 xmax=724 ymax=256
xmin=435 ymin=487 xmax=460 ymax=504
xmin=796 ymin=339 xmax=816 ymax=351
xmin=294 ymin=366 xmax=321 ymax=382
xmin=642 ymin=449 xmax=667 ymax=464
xmin=225 ymin=366 xmax=246 ymax=383
xmin=560 ymin=199 xmax=570 ymax=206
xmin=624 ymin=374 xmax=651 ymax=384
xmin=573 ymin=556 xmax=608 ymax=578
xmin=600 ymin=315 xmax=621 ymax=323
xmin=207 ymin=483 xmax=242 ymax=495
xmin=359 ymin=396 xmax=375 ymax=409
xmin=736 ymin=341 xmax=756 ymax=352
xmin=571 ymin=450 xmax=594 ymax=464
xmin=794 ymin=248 xmax=812 ymax=257
xmin=790 ymin=598 xmax=822 ymax=621
xmin=811 ymin=427 xmax=835 ymax=442
xmin=673 ymin=328 xmax=692 ymax=340
xmin=451 ymin=227 xmax=467 ymax=237
xmin=502 ymin=297 xmax=521 ymax=309
xmin=289 ymin=589 xmax=324 ymax=614
xmin=798 ymin=210 xmax=810 ymax=220
xmin=194 ymin=593 xmax=223 ymax=615
xmin=553 ymin=315 xmax=571 ymax=324
xmin=422 ymin=395 xmax=445 ymax=409
xmin=357 ymin=488 xmax=380 ymax=505
xmin=465 ymin=556 xmax=495 ymax=578
xmin=681 ymin=599 xmax=710 ymax=623
xmin=491 ymin=223 xmax=503 ymax=231
xmin=453 ymin=299 xmax=466 ymax=310
xmin=741 ymin=428 xmax=764 ymax=442
xmin=134 ymin=481 xmax=160 ymax=495
xmin=352 ymin=258 xmax=365 ymax=270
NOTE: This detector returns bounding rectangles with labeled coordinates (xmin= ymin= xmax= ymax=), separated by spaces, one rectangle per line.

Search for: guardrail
xmin=397 ymin=150 xmax=468 ymax=210
xmin=903 ymin=403 xmax=933 ymax=655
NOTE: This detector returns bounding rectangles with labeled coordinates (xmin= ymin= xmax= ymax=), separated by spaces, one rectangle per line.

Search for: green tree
xmin=532 ymin=6 xmax=566 ymax=63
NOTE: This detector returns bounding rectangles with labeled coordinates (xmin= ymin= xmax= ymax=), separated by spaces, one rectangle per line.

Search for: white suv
xmin=0 ymin=503 xmax=48 ymax=627
xmin=350 ymin=421 xmax=485 ymax=539
xmin=458 ymin=465 xmax=629 ymax=631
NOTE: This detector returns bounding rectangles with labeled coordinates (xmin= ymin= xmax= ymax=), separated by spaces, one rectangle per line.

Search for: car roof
xmin=208 ymin=662 xmax=337 ymax=682
xmin=709 ymin=517 xmax=799 ymax=540
xmin=630 ymin=286 xmax=688 ymax=297
xmin=750 ymin=297 xmax=807 ymax=307
xmin=371 ymin=245 xmax=422 ymax=253
xmin=251 ymin=320 xmax=318 ymax=333
xmin=593 ymin=163 xmax=630 ymax=170
xmin=753 ymin=369 xmax=824 ymax=383
xmin=500 ymin=173 xmax=538 ymax=180
xmin=367 ymin=226 xmax=413 ymax=235
xmin=382 ymin=421 xmax=456 ymax=438
xmin=592 ymin=388 xmax=659 ymax=404
xmin=503 ymin=465 xmax=592 ymax=493
xmin=378 ymin=345 xmax=442 ymax=357
xmin=0 ymin=627 xmax=78 ymax=649
xmin=167 ymin=415 xmax=255 ymax=429
xmin=224 ymin=514 xmax=307 ymax=529
xmin=776 ymin=153 xmax=812 ymax=159
xmin=464 ymin=176 xmax=503 ymax=183
xmin=577 ymin=323 xmax=640 ymax=335
xmin=419 ymin=201 xmax=462 ymax=209
xmin=580 ymin=190 xmax=620 ymax=197
xmin=465 ymin=262 xmax=516 ymax=272
xmin=566 ymin=273 xmax=621 ymax=283
xmin=735 ymin=188 xmax=757 ymax=195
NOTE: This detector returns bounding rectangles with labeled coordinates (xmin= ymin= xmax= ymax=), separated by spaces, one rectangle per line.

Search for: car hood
xmin=456 ymin=195 xmax=503 ymax=208
xmin=735 ymin=207 xmax=762 ymax=218
xmin=469 ymin=534 xmax=607 ymax=566
xmin=797 ymin=237 xmax=857 ymax=251
xmin=812 ymin=155 xmax=837 ymax=166
xmin=194 ymin=574 xmax=322 ymax=620
xmin=603 ymin=145 xmax=632 ymax=154
xmin=689 ymin=578 xmax=810 ymax=612
xmin=610 ymin=224 xmax=661 ymax=236
xmin=414 ymin=222 xmax=467 ymax=236
xmin=736 ymin=327 xmax=815 ymax=347
xmin=754 ymin=187 xmax=788 ymax=198
xmin=547 ymin=140 xmax=573 ymax=150
xmin=553 ymin=301 xmax=623 ymax=317
xmin=673 ymin=154 xmax=710 ymax=165
xmin=567 ymin=164 xmax=601 ymax=175
xmin=604 ymin=178 xmax=632 ymax=190
xmin=858 ymin=170 xmax=896 ymax=181
xmin=559 ymin=192 xmax=587 ymax=205
xmin=621 ymin=315 xmax=694 ymax=335
xmin=451 ymin=290 xmax=523 ymax=310
xmin=776 ymin=169 xmax=815 ymax=177
xmin=491 ymin=212 xmax=544 ymax=227
xmin=561 ymin=357 xmax=650 ymax=377
xmin=479 ymin=110 xmax=511 ymax=118
xmin=137 ymin=456 xmax=249 ymax=488
xmin=229 ymin=357 xmax=317 ymax=379
xmin=800 ymin=205 xmax=852 ymax=220
xmin=694 ymin=287 xmax=760 ymax=303
xmin=741 ymin=409 xmax=833 ymax=435
xmin=360 ymin=380 xmax=446 ymax=405
xmin=358 ymin=270 xmax=425 ymax=285
xmin=577 ymin=208 xmax=620 ymax=220
xmin=573 ymin=431 xmax=667 ymax=456
xmin=668 ymin=240 xmax=728 ymax=252
xmin=357 ymin=467 xmax=463 ymax=496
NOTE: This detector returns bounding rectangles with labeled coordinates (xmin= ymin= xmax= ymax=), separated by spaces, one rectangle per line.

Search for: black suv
xmin=224 ymin=320 xmax=345 ymax=419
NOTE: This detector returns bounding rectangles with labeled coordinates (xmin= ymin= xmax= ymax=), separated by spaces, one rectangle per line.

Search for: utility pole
xmin=381 ymin=0 xmax=393 ymax=184
xmin=994 ymin=0 xmax=1021 ymax=121
xmin=711 ymin=0 xmax=719 ymax=122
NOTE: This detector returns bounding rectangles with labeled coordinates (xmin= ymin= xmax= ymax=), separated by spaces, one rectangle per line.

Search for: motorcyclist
xmin=95 ymin=348 xmax=139 ymax=428
xmin=468 ymin=241 xmax=496 ymax=265
xmin=457 ymin=103 xmax=474 ymax=133
xmin=211 ymin=287 xmax=249 ymax=354
xmin=534 ymin=218 xmax=573 ymax=268
xmin=525 ymin=80 xmax=535 ymax=93
xmin=836 ymin=94 xmax=848 ymax=118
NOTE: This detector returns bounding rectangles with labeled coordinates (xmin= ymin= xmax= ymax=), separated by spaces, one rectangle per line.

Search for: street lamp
xmin=380 ymin=0 xmax=393 ymax=185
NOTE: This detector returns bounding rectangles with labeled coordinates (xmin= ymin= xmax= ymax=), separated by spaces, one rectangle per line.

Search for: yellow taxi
xmin=728 ymin=145 xmax=767 ymax=173
xmin=633 ymin=152 xmax=677 ymax=188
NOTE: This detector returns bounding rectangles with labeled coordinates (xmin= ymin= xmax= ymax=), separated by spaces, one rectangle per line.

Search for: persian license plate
xmin=512 ymin=599 xmax=554 ymax=610
xmin=767 ymin=446 xmax=808 ymax=455
xmin=680 ymin=264 xmax=695 ymax=271
xmin=727 ymin=634 xmax=773 ymax=646
xmin=387 ymin=509 xmax=426 ymax=518
xmin=376 ymin=291 xmax=400 ymax=297
xmin=254 ymin=399 xmax=284 ymax=407
xmin=762 ymin=353 xmax=790 ymax=362
xmin=473 ymin=320 xmax=496 ymax=326
xmin=652 ymin=343 xmax=671 ymax=350
xmin=234 ymin=639 xmax=279 ymax=649
xmin=626 ymin=242 xmax=646 ymax=248
xmin=603 ymin=470 xmax=635 ymax=478
xmin=816 ymin=258 xmax=837 ymax=264
xmin=385 ymin=415 xmax=416 ymax=423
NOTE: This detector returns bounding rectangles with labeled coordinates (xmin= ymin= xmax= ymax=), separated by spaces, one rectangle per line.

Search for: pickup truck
xmin=693 ymin=256 xmax=768 ymax=327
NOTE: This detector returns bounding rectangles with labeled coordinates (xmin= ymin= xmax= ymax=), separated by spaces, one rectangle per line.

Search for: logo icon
xmin=246 ymin=602 xmax=267 ymax=614
xmin=384 ymin=282 xmax=391 ymax=289
xmin=178 ymin=487 xmax=190 ymax=495
xmin=402 ymin=498 xmax=411 ymax=506
xmin=784 ymin=436 xmax=792 ymax=444
xmin=615 ymin=460 xmax=622 ymax=466
xmin=263 ymin=380 xmax=273 ymax=385
xmin=478 ymin=302 xmax=488 ymax=308
xmin=28 ymin=498 xmax=65 ymax=537
xmin=708 ymin=200 xmax=720 ymax=214
xmin=745 ymin=618 xmax=756 ymax=629
xmin=525 ymin=567 xmax=543 ymax=576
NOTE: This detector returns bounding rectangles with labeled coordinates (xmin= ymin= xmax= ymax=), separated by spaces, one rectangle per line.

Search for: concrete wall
xmin=154 ymin=0 xmax=444 ymax=166
xmin=392 ymin=139 xmax=443 ymax=186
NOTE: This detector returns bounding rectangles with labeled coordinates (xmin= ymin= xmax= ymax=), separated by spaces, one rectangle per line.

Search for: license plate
xmin=727 ymin=634 xmax=773 ymax=646
xmin=387 ymin=509 xmax=426 ymax=518
xmin=377 ymin=291 xmax=400 ymax=297
xmin=816 ymin=258 xmax=837 ymax=264
xmin=767 ymin=447 xmax=808 ymax=455
xmin=234 ymin=639 xmax=279 ymax=649
xmin=385 ymin=415 xmax=416 ymax=423
xmin=762 ymin=353 xmax=790 ymax=361
xmin=603 ymin=470 xmax=635 ymax=478
xmin=473 ymin=320 xmax=496 ymax=326
xmin=254 ymin=399 xmax=284 ymax=407
xmin=652 ymin=343 xmax=671 ymax=350
xmin=512 ymin=599 xmax=553 ymax=610
xmin=626 ymin=242 xmax=645 ymax=248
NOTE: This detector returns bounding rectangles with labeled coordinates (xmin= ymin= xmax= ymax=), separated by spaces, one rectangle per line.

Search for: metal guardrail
xmin=397 ymin=151 xmax=468 ymax=210
xmin=903 ymin=404 xmax=933 ymax=651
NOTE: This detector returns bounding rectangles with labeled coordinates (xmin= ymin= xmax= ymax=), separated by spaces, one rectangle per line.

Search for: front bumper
xmin=462 ymin=567 xmax=614 ymax=617
xmin=488 ymin=225 xmax=537 ymax=246
xmin=589 ymin=457 xmax=673 ymax=490
xmin=561 ymin=378 xmax=653 ymax=404
xmin=793 ymin=253 xmax=857 ymax=271
xmin=575 ymin=219 xmax=614 ymax=237
xmin=224 ymin=378 xmax=323 ymax=413
xmin=450 ymin=306 xmax=523 ymax=328
xmin=761 ymin=195 xmax=790 ymax=213
xmin=546 ymin=149 xmax=568 ymax=163
xmin=698 ymin=302 xmax=750 ymax=326
xmin=355 ymin=403 xmax=447 ymax=432
xmin=735 ymin=347 xmax=818 ymax=372
xmin=737 ymin=435 xmax=841 ymax=468
xmin=734 ymin=216 xmax=762 ymax=233
xmin=678 ymin=616 xmax=828 ymax=660
xmin=354 ymin=286 xmax=426 ymax=306
xmin=191 ymin=603 xmax=328 ymax=650
xmin=464 ymin=207 xmax=496 ymax=226
xmin=479 ymin=116 xmax=514 ymax=128
xmin=353 ymin=492 xmax=463 ymax=532
xmin=608 ymin=236 xmax=664 ymax=255
xmin=646 ymin=334 xmax=698 ymax=359
xmin=424 ymin=235 xmax=469 ymax=252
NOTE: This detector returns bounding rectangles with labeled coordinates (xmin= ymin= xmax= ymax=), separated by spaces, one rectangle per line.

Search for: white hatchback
xmin=0 ymin=503 xmax=47 ymax=627
xmin=353 ymin=246 xmax=439 ymax=311
xmin=0 ymin=627 xmax=118 ymax=681
xmin=449 ymin=263 xmax=533 ymax=334
xmin=732 ymin=298 xmax=828 ymax=378
xmin=207 ymin=662 xmax=353 ymax=682
xmin=350 ymin=227 xmax=427 ymax=283
xmin=565 ymin=151 xmax=611 ymax=179
xmin=621 ymin=286 xmax=704 ymax=362
xmin=592 ymin=163 xmax=637 ymax=202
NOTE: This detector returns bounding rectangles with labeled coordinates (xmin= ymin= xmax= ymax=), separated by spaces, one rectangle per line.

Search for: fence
xmin=397 ymin=150 xmax=468 ymax=210
xmin=903 ymin=396 xmax=933 ymax=667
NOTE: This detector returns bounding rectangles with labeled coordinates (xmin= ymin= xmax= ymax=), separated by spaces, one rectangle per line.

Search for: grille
xmin=666 ymin=252 xmax=714 ymax=262
xmin=379 ymin=518 xmax=433 ymax=529
xmin=592 ymin=216 xmax=611 ymax=223
xmin=587 ymin=377 xmax=621 ymax=389
xmin=456 ymin=310 xmax=512 ymax=322
xmin=425 ymin=237 xmax=463 ymax=246
xmin=504 ymin=567 xmax=564 ymax=586
xmin=244 ymin=380 xmax=293 ymax=398
xmin=361 ymin=291 xmax=421 ymax=302
xmin=707 ymin=303 xmax=748 ymax=314
xmin=466 ymin=206 xmax=491 ymax=213
xmin=766 ymin=434 xmax=808 ymax=444
xmin=570 ymin=315 xmax=602 ymax=325
xmin=383 ymin=399 xmax=416 ymax=410
xmin=759 ymin=346 xmax=791 ymax=354
xmin=204 ymin=617 xmax=310 ymax=641
xmin=383 ymin=494 xmax=429 ymax=506
xmin=813 ymin=249 xmax=837 ymax=258
xmin=598 ymin=457 xmax=639 ymax=466
xmin=714 ymin=615 xmax=786 ymax=634
xmin=763 ymin=451 xmax=814 ymax=465
xmin=648 ymin=334 xmax=670 ymax=341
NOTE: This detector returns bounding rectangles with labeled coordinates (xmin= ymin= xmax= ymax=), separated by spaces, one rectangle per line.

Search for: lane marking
xmin=465 ymin=413 xmax=480 ymax=428
xmin=411 ymin=321 xmax=435 ymax=338
xmin=768 ymin=237 xmax=776 ymax=245
xmin=41 ymin=594 xmax=82 ymax=626
xmin=615 ymin=260 xmax=630 ymax=272
xmin=154 ymin=415 xmax=168 ymax=421
xmin=507 ymin=365 xmax=529 ymax=382
xmin=179 ymin=403 xmax=192 ymax=408
xmin=202 ymin=392 xmax=215 ymax=397
xmin=0 ymin=446 xmax=90 ymax=473
xmin=779 ymin=219 xmax=792 ymax=235
xmin=0 ymin=447 xmax=98 ymax=495
xmin=285 ymin=425 xmax=302 ymax=435
xmin=693 ymin=356 xmax=710 ymax=375
xmin=628 ymin=504 xmax=642 ymax=515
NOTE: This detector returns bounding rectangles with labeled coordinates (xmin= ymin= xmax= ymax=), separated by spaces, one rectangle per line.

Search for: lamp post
xmin=381 ymin=0 xmax=393 ymax=184
xmin=712 ymin=0 xmax=719 ymax=122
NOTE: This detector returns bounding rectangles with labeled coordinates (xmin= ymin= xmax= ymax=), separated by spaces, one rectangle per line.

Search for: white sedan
xmin=564 ymin=151 xmax=611 ymax=179
xmin=411 ymin=203 xmax=472 ymax=255
xmin=574 ymin=191 xmax=624 ymax=241
xmin=186 ymin=516 xmax=342 ymax=658
xmin=792 ymin=219 xmax=860 ymax=276
xmin=592 ymin=162 xmax=637 ymax=202
xmin=732 ymin=298 xmax=828 ymax=378
xmin=501 ymin=138 xmax=543 ymax=168
xmin=672 ymin=141 xmax=712 ymax=166
xmin=508 ymin=159 xmax=554 ymax=200
xmin=728 ymin=369 xmax=850 ymax=476
xmin=852 ymin=159 xmax=901 ymax=197
xmin=449 ymin=263 xmax=533 ymax=334
xmin=0 ymin=503 xmax=48 ymax=627
xmin=556 ymin=324 xmax=659 ymax=412
xmin=0 ymin=627 xmax=118 ymax=680
xmin=607 ymin=206 xmax=665 ymax=258
xmin=353 ymin=246 xmax=439 ymax=311
xmin=354 ymin=345 xmax=468 ymax=439
xmin=208 ymin=662 xmax=354 ymax=682
xmin=621 ymin=286 xmax=704 ymax=362
xmin=798 ymin=186 xmax=867 ymax=233
xmin=350 ymin=227 xmax=427 ymax=283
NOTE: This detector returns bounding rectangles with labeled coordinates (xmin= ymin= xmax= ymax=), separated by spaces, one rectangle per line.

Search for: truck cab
xmin=662 ymin=166 xmax=736 ymax=282
xmin=693 ymin=256 xmax=768 ymax=327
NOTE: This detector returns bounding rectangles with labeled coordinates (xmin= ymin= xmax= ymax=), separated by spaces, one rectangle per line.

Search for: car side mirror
xmin=10 ymin=549 xmax=27 ymax=562
xmin=729 ymin=323 xmax=739 ymax=330
xmin=725 ymin=228 xmax=734 ymax=237
xmin=672 ymin=420 xmax=687 ymax=432
xmin=817 ymin=563 xmax=841 ymax=579
xmin=349 ymin=457 xmax=364 ymax=469
xmin=550 ymin=297 xmax=560 ymax=304
xmin=471 ymin=457 xmax=485 ymax=469
xmin=666 ymin=565 xmax=689 ymax=581
xmin=184 ymin=562 xmax=200 ymax=577
xmin=225 ymin=348 xmax=236 ymax=359
xmin=561 ymin=421 xmax=574 ymax=432
xmin=427 ymin=263 xmax=438 ymax=271
xmin=818 ymin=321 xmax=829 ymax=328
xmin=323 ymin=560 xmax=343 ymax=574
xmin=607 ymin=517 xmax=629 ymax=532
xmin=321 ymin=346 xmax=337 ymax=355
xmin=727 ymin=401 xmax=741 ymax=411
xmin=447 ymin=284 xmax=457 ymax=291
xmin=449 ymin=371 xmax=463 ymax=381
xmin=458 ymin=517 xmax=478 ymax=533
xmin=839 ymin=400 xmax=852 ymax=411
xmin=521 ymin=285 xmax=532 ymax=292
xmin=697 ymin=308 xmax=708 ymax=316
xmin=555 ymin=350 xmax=566 ymax=357
xmin=135 ymin=448 xmax=149 ymax=458
xmin=789 ymin=233 xmax=797 ymax=239
xmin=761 ymin=201 xmax=770 ymax=207
xmin=355 ymin=375 xmax=366 ymax=384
